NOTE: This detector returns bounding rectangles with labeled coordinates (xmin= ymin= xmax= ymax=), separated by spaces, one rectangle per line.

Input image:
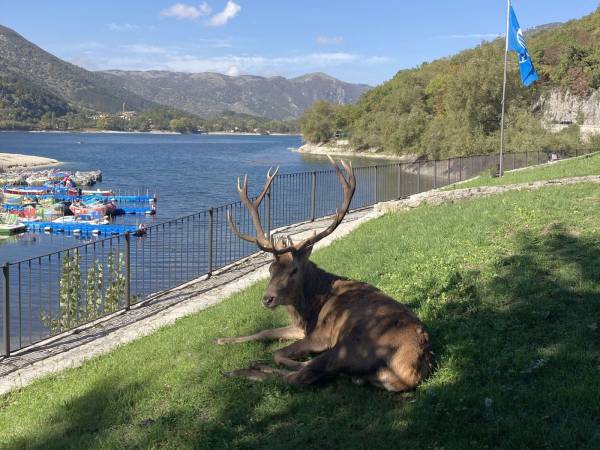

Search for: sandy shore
xmin=0 ymin=153 xmax=59 ymax=170
xmin=296 ymin=142 xmax=416 ymax=161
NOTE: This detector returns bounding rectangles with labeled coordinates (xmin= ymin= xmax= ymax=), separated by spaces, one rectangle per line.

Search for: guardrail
xmin=1 ymin=148 xmax=594 ymax=356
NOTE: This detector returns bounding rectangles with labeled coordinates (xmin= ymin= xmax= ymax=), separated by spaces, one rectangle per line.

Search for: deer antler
xmin=282 ymin=156 xmax=355 ymax=254
xmin=228 ymin=156 xmax=355 ymax=255
xmin=227 ymin=167 xmax=279 ymax=252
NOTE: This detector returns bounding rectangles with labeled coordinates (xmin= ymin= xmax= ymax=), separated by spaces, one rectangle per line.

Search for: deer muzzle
xmin=262 ymin=295 xmax=277 ymax=309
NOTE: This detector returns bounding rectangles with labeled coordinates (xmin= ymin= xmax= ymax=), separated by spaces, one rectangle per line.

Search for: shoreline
xmin=295 ymin=142 xmax=416 ymax=162
xmin=0 ymin=153 xmax=60 ymax=170
xmin=13 ymin=130 xmax=300 ymax=137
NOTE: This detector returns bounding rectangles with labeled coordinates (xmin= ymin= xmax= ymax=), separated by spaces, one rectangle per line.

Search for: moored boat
xmin=81 ymin=189 xmax=114 ymax=196
xmin=70 ymin=200 xmax=116 ymax=217
xmin=4 ymin=186 xmax=49 ymax=196
xmin=53 ymin=214 xmax=109 ymax=225
xmin=0 ymin=223 xmax=27 ymax=236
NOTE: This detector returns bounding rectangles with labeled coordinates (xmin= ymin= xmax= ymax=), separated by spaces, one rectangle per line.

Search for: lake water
xmin=0 ymin=132 xmax=392 ymax=263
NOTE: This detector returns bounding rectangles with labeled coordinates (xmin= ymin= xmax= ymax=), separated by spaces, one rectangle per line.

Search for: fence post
xmin=310 ymin=171 xmax=316 ymax=221
xmin=512 ymin=153 xmax=516 ymax=170
xmin=124 ymin=233 xmax=131 ymax=310
xmin=447 ymin=158 xmax=451 ymax=185
xmin=266 ymin=191 xmax=272 ymax=240
xmin=433 ymin=160 xmax=437 ymax=189
xmin=575 ymin=148 xmax=579 ymax=157
xmin=207 ymin=208 xmax=213 ymax=277
xmin=2 ymin=262 xmax=9 ymax=357
xmin=417 ymin=162 xmax=421 ymax=193
xmin=374 ymin=166 xmax=379 ymax=203
xmin=396 ymin=164 xmax=402 ymax=199
xmin=458 ymin=157 xmax=462 ymax=181
xmin=525 ymin=151 xmax=528 ymax=167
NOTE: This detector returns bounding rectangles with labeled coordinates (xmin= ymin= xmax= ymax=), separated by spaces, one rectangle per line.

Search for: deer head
xmin=228 ymin=157 xmax=356 ymax=309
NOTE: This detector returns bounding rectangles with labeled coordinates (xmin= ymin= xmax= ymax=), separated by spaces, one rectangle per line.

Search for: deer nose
xmin=262 ymin=295 xmax=276 ymax=308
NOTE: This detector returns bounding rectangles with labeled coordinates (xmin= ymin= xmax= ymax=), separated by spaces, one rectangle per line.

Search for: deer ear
xmin=294 ymin=244 xmax=313 ymax=259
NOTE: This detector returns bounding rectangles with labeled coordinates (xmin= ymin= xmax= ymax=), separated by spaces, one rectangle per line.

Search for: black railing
xmin=0 ymin=148 xmax=594 ymax=356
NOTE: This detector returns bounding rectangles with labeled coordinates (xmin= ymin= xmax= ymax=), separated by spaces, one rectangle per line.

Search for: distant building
xmin=119 ymin=111 xmax=137 ymax=121
xmin=89 ymin=113 xmax=111 ymax=120
xmin=119 ymin=102 xmax=137 ymax=120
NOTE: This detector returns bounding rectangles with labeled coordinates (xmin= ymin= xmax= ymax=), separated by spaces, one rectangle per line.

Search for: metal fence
xmin=1 ymin=148 xmax=594 ymax=356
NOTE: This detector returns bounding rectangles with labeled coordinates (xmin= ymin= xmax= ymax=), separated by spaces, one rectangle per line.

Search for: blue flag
xmin=507 ymin=4 xmax=538 ymax=87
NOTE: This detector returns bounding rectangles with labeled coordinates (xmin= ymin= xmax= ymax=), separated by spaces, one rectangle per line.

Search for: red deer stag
xmin=216 ymin=157 xmax=432 ymax=391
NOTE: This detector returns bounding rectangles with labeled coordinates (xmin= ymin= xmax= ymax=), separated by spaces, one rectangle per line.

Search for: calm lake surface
xmin=0 ymin=132 xmax=392 ymax=262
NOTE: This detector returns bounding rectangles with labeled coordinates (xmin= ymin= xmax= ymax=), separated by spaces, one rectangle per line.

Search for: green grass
xmin=2 ymin=184 xmax=600 ymax=448
xmin=446 ymin=151 xmax=600 ymax=189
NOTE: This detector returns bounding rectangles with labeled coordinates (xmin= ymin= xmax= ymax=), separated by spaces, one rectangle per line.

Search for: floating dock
xmin=114 ymin=207 xmax=155 ymax=215
xmin=31 ymin=194 xmax=156 ymax=203
xmin=22 ymin=221 xmax=143 ymax=237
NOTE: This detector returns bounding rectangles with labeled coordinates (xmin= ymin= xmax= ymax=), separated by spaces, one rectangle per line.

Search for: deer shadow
xmin=169 ymin=222 xmax=600 ymax=449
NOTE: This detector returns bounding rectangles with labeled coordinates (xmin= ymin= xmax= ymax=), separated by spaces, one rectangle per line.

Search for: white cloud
xmin=91 ymin=45 xmax=391 ymax=76
xmin=207 ymin=0 xmax=241 ymax=27
xmin=316 ymin=35 xmax=344 ymax=46
xmin=161 ymin=2 xmax=211 ymax=20
xmin=197 ymin=38 xmax=233 ymax=48
xmin=108 ymin=23 xmax=140 ymax=32
xmin=107 ymin=23 xmax=157 ymax=32
xmin=120 ymin=44 xmax=170 ymax=54
xmin=226 ymin=65 xmax=241 ymax=76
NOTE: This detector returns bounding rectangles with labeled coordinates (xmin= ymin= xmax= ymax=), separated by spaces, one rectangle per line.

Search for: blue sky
xmin=2 ymin=1 xmax=599 ymax=85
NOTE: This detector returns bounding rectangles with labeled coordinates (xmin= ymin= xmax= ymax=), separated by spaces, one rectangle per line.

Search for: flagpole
xmin=499 ymin=0 xmax=510 ymax=177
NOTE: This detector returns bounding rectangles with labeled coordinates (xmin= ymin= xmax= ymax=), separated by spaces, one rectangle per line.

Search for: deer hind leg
xmin=367 ymin=350 xmax=429 ymax=392
xmin=365 ymin=368 xmax=416 ymax=392
xmin=214 ymin=326 xmax=304 ymax=345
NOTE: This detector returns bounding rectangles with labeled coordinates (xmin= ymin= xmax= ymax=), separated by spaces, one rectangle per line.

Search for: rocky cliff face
xmin=537 ymin=89 xmax=600 ymax=137
xmin=538 ymin=89 xmax=600 ymax=126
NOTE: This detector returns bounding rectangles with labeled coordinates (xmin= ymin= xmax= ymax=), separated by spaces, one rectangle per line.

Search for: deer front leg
xmin=228 ymin=348 xmax=343 ymax=386
xmin=214 ymin=326 xmax=304 ymax=345
xmin=223 ymin=336 xmax=328 ymax=381
xmin=223 ymin=366 xmax=293 ymax=381
xmin=272 ymin=336 xmax=329 ymax=369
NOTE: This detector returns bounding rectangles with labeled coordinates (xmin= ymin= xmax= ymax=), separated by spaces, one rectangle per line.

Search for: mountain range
xmin=0 ymin=24 xmax=370 ymax=125
xmin=101 ymin=70 xmax=370 ymax=120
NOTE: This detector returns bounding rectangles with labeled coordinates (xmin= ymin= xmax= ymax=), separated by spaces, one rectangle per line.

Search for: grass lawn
xmin=1 ymin=175 xmax=600 ymax=448
xmin=446 ymin=151 xmax=600 ymax=189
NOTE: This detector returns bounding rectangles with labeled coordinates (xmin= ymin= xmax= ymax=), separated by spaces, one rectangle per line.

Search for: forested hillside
xmin=301 ymin=7 xmax=600 ymax=157
xmin=0 ymin=25 xmax=156 ymax=114
xmin=0 ymin=74 xmax=72 ymax=128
